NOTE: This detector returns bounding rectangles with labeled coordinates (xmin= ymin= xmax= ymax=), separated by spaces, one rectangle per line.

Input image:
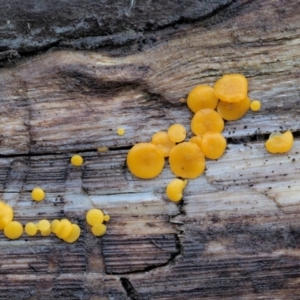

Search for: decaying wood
xmin=0 ymin=0 xmax=300 ymax=299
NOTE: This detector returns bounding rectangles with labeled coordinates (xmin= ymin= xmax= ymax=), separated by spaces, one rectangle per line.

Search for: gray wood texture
xmin=0 ymin=0 xmax=300 ymax=299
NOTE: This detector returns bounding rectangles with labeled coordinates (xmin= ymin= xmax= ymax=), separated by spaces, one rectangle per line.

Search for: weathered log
xmin=0 ymin=0 xmax=300 ymax=299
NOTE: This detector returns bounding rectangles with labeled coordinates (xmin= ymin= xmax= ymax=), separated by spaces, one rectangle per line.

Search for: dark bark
xmin=0 ymin=0 xmax=233 ymax=66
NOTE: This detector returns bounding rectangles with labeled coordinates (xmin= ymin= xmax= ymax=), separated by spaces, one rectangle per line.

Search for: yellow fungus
xmin=38 ymin=219 xmax=51 ymax=232
xmin=201 ymin=132 xmax=227 ymax=159
xmin=250 ymin=100 xmax=261 ymax=111
xmin=265 ymin=131 xmax=293 ymax=154
xmin=191 ymin=108 xmax=224 ymax=136
xmin=25 ymin=222 xmax=37 ymax=236
xmin=63 ymin=224 xmax=81 ymax=243
xmin=31 ymin=187 xmax=45 ymax=202
xmin=127 ymin=143 xmax=165 ymax=179
xmin=51 ymin=219 xmax=60 ymax=233
xmin=86 ymin=209 xmax=104 ymax=226
xmin=169 ymin=142 xmax=205 ymax=179
xmin=189 ymin=136 xmax=202 ymax=149
xmin=117 ymin=128 xmax=125 ymax=136
xmin=55 ymin=219 xmax=72 ymax=239
xmin=0 ymin=202 xmax=13 ymax=230
xmin=103 ymin=215 xmax=110 ymax=222
xmin=166 ymin=179 xmax=187 ymax=202
xmin=151 ymin=131 xmax=175 ymax=157
xmin=97 ymin=147 xmax=109 ymax=153
xmin=4 ymin=221 xmax=23 ymax=240
xmin=168 ymin=124 xmax=186 ymax=143
xmin=187 ymin=85 xmax=218 ymax=113
xmin=41 ymin=227 xmax=52 ymax=236
xmin=91 ymin=224 xmax=107 ymax=237
xmin=71 ymin=154 xmax=83 ymax=167
xmin=217 ymin=97 xmax=250 ymax=121
xmin=214 ymin=74 xmax=248 ymax=103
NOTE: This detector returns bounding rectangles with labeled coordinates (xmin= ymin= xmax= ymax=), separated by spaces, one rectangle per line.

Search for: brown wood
xmin=0 ymin=0 xmax=300 ymax=299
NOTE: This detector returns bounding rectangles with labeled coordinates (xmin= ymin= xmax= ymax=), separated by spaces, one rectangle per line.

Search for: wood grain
xmin=0 ymin=0 xmax=300 ymax=299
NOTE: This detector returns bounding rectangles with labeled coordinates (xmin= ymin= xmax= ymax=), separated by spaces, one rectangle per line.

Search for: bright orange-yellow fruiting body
xmin=166 ymin=179 xmax=188 ymax=202
xmin=151 ymin=131 xmax=175 ymax=157
xmin=168 ymin=124 xmax=186 ymax=143
xmin=250 ymin=100 xmax=261 ymax=111
xmin=127 ymin=143 xmax=165 ymax=179
xmin=169 ymin=142 xmax=205 ymax=178
xmin=4 ymin=221 xmax=23 ymax=240
xmin=214 ymin=74 xmax=248 ymax=103
xmin=265 ymin=131 xmax=293 ymax=153
xmin=187 ymin=85 xmax=218 ymax=113
xmin=191 ymin=108 xmax=224 ymax=136
xmin=86 ymin=209 xmax=104 ymax=226
xmin=201 ymin=132 xmax=227 ymax=159
xmin=217 ymin=97 xmax=250 ymax=121
xmin=31 ymin=187 xmax=45 ymax=202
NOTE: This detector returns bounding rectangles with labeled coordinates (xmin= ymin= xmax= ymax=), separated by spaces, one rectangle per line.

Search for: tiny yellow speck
xmin=97 ymin=147 xmax=109 ymax=153
xmin=250 ymin=100 xmax=261 ymax=111
xmin=71 ymin=154 xmax=83 ymax=166
xmin=32 ymin=187 xmax=45 ymax=202
xmin=117 ymin=128 xmax=125 ymax=136
xmin=103 ymin=214 xmax=110 ymax=222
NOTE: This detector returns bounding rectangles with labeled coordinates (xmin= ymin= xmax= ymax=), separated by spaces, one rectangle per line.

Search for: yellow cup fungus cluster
xmin=51 ymin=219 xmax=81 ymax=243
xmin=126 ymin=73 xmax=275 ymax=203
xmin=23 ymin=218 xmax=81 ymax=243
xmin=86 ymin=208 xmax=110 ymax=237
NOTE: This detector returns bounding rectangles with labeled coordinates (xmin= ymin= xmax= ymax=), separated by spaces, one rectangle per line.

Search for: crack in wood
xmin=120 ymin=277 xmax=140 ymax=300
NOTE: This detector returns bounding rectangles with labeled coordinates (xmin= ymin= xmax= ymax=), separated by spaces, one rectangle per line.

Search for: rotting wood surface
xmin=0 ymin=0 xmax=300 ymax=299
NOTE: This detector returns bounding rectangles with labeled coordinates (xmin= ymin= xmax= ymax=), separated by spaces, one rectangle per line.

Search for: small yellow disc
xmin=103 ymin=215 xmax=110 ymax=222
xmin=38 ymin=219 xmax=51 ymax=232
xmin=250 ymin=100 xmax=261 ymax=111
xmin=91 ymin=224 xmax=107 ymax=237
xmin=51 ymin=219 xmax=60 ymax=233
xmin=117 ymin=128 xmax=125 ymax=136
xmin=71 ymin=154 xmax=83 ymax=167
xmin=4 ymin=221 xmax=23 ymax=240
xmin=41 ymin=227 xmax=52 ymax=236
xmin=168 ymin=124 xmax=186 ymax=143
xmin=31 ymin=187 xmax=45 ymax=202
xmin=86 ymin=209 xmax=104 ymax=226
xmin=63 ymin=224 xmax=81 ymax=243
xmin=25 ymin=222 xmax=38 ymax=236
